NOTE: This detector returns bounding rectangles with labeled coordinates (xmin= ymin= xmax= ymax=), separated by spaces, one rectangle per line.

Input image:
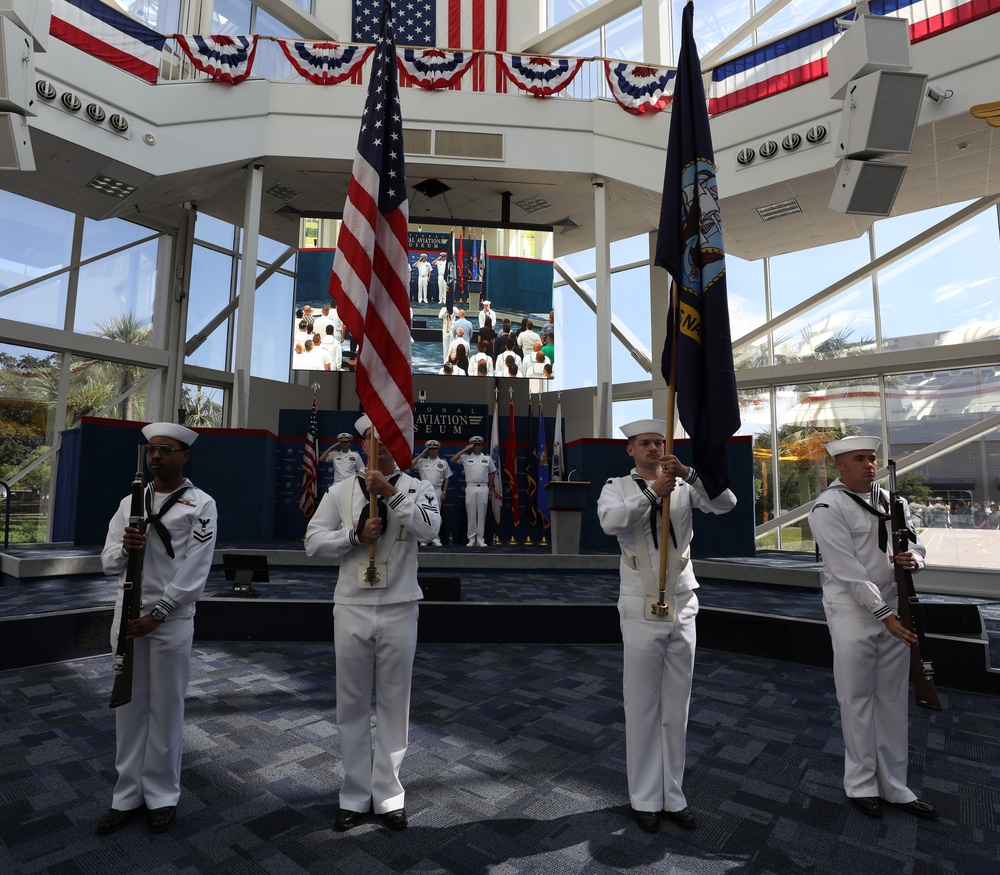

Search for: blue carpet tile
xmin=0 ymin=641 xmax=997 ymax=874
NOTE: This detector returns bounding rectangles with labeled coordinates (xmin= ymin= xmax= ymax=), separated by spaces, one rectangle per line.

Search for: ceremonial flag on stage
xmin=654 ymin=1 xmax=739 ymax=500
xmin=470 ymin=237 xmax=480 ymax=281
xmin=536 ymin=398 xmax=550 ymax=527
xmin=50 ymin=0 xmax=166 ymax=84
xmin=330 ymin=0 xmax=414 ymax=470
xmin=505 ymin=395 xmax=519 ymax=527
xmin=489 ymin=394 xmax=503 ymax=522
xmin=445 ymin=233 xmax=456 ymax=315
xmin=525 ymin=398 xmax=537 ymax=526
xmin=551 ymin=396 xmax=565 ymax=480
xmin=479 ymin=229 xmax=486 ymax=282
xmin=299 ymin=394 xmax=320 ymax=518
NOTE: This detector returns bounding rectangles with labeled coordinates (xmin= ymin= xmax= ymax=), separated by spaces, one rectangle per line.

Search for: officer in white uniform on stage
xmin=450 ymin=436 xmax=497 ymax=547
xmin=97 ymin=422 xmax=217 ymax=836
xmin=810 ymin=435 xmax=938 ymax=821
xmin=320 ymin=433 xmax=367 ymax=483
xmin=411 ymin=439 xmax=452 ymax=547
xmin=305 ymin=415 xmax=440 ymax=833
xmin=597 ymin=419 xmax=735 ymax=834
xmin=414 ymin=254 xmax=432 ymax=304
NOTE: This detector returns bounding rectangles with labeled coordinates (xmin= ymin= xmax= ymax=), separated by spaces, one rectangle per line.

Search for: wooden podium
xmin=544 ymin=480 xmax=591 ymax=554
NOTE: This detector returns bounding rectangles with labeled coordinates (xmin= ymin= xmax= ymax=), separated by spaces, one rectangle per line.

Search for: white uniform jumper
xmin=101 ymin=479 xmax=217 ymax=811
xmin=458 ymin=452 xmax=496 ymax=546
xmin=810 ymin=479 xmax=926 ymax=803
xmin=304 ymin=472 xmax=440 ymax=815
xmin=415 ymin=259 xmax=432 ymax=303
xmin=598 ymin=470 xmax=735 ymax=813
xmin=330 ymin=449 xmax=366 ymax=483
xmin=415 ymin=456 xmax=453 ymax=546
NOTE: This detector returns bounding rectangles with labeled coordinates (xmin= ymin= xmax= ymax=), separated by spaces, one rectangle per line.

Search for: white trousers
xmin=465 ymin=483 xmax=488 ymax=543
xmin=437 ymin=278 xmax=447 ymax=303
xmin=619 ymin=589 xmax=698 ymax=813
xmin=333 ymin=601 xmax=419 ymax=814
xmin=824 ymin=597 xmax=915 ymax=803
xmin=109 ymin=616 xmax=194 ymax=810
xmin=417 ymin=276 xmax=429 ymax=302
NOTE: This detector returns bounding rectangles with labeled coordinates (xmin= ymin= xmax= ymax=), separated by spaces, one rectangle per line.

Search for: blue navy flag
xmin=353 ymin=0 xmax=436 ymax=47
xmin=654 ymin=1 xmax=739 ymax=500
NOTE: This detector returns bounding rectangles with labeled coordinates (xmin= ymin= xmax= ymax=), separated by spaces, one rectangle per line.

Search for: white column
xmin=149 ymin=206 xmax=192 ymax=423
xmin=642 ymin=0 xmax=672 ymax=65
xmin=593 ymin=176 xmax=613 ymax=438
xmin=231 ymin=163 xmax=264 ymax=429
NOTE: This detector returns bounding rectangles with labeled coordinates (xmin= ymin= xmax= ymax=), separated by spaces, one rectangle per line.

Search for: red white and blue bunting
xmin=496 ymin=54 xmax=584 ymax=97
xmin=396 ymin=48 xmax=478 ymax=90
xmin=604 ymin=61 xmax=676 ymax=115
xmin=174 ymin=34 xmax=259 ymax=85
xmin=278 ymin=41 xmax=372 ymax=85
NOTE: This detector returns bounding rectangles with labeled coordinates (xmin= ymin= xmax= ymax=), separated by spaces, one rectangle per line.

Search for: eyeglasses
xmin=145 ymin=445 xmax=181 ymax=456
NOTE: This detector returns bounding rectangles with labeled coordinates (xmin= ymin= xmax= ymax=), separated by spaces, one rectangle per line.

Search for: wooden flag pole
xmin=655 ymin=279 xmax=680 ymax=616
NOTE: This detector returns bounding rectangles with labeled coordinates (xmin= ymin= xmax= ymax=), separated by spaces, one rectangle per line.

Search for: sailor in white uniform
xmin=597 ymin=419 xmax=735 ymax=834
xmin=414 ymin=254 xmax=432 ymax=304
xmin=412 ymin=440 xmax=452 ymax=546
xmin=97 ymin=422 xmax=217 ymax=836
xmin=810 ymin=435 xmax=938 ymax=821
xmin=320 ymin=433 xmax=367 ymax=483
xmin=305 ymin=414 xmax=440 ymax=832
xmin=450 ymin=436 xmax=497 ymax=547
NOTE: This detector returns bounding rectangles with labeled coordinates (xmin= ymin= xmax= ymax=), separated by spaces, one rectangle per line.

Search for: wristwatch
xmin=151 ymin=607 xmax=167 ymax=623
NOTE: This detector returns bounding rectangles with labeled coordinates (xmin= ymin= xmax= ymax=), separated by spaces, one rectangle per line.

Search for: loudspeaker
xmin=827 ymin=14 xmax=912 ymax=99
xmin=836 ymin=70 xmax=927 ymax=159
xmin=829 ymin=159 xmax=906 ymax=216
xmin=0 ymin=0 xmax=50 ymax=53
xmin=0 ymin=110 xmax=34 ymax=169
xmin=0 ymin=15 xmax=34 ymax=114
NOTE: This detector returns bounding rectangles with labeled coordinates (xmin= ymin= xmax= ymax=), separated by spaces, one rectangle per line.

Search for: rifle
xmin=109 ymin=444 xmax=147 ymax=708
xmin=887 ymin=460 xmax=942 ymax=711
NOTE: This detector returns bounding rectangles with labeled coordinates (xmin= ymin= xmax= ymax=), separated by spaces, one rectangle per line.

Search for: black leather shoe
xmin=380 ymin=809 xmax=408 ymax=831
xmin=96 ymin=806 xmax=143 ymax=835
xmin=849 ymin=796 xmax=882 ymax=818
xmin=664 ymin=807 xmax=697 ymax=830
xmin=148 ymin=806 xmax=176 ymax=833
xmin=895 ymin=800 xmax=938 ymax=820
xmin=632 ymin=808 xmax=660 ymax=833
xmin=334 ymin=808 xmax=365 ymax=831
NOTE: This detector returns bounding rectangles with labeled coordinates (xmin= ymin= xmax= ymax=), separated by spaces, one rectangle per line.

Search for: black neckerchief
xmin=144 ymin=484 xmax=190 ymax=559
xmin=355 ymin=472 xmax=401 ymax=538
xmin=632 ymin=475 xmax=677 ymax=551
xmin=834 ymin=486 xmax=890 ymax=553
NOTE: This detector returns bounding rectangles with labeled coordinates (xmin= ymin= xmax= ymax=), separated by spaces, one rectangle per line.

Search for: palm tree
xmin=90 ymin=313 xmax=153 ymax=421
xmin=182 ymin=385 xmax=223 ymax=427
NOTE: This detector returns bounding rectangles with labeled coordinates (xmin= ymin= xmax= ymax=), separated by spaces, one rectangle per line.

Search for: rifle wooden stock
xmin=888 ymin=461 xmax=942 ymax=711
xmin=109 ymin=446 xmax=147 ymax=709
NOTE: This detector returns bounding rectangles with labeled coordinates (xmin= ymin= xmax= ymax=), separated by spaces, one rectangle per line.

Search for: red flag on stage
xmin=329 ymin=0 xmax=414 ymax=469
xmin=299 ymin=394 xmax=319 ymax=518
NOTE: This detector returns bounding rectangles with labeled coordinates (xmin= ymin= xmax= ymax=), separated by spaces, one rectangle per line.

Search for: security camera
xmin=926 ymin=85 xmax=947 ymax=102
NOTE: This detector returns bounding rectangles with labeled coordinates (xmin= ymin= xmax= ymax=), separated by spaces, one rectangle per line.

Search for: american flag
xmin=331 ymin=0 xmax=414 ymax=470
xmin=353 ymin=1 xmax=508 ymax=91
xmin=299 ymin=395 xmax=320 ymax=518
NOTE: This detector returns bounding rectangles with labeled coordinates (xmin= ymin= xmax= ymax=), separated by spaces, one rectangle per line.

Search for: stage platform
xmin=2 ymin=545 xmax=997 ymax=696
